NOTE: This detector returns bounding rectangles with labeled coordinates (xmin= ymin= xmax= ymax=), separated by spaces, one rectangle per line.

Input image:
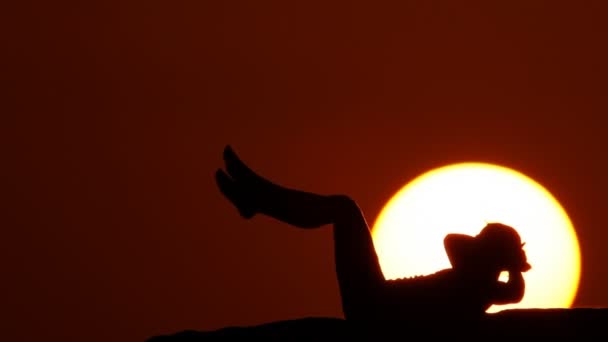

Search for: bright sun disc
xmin=371 ymin=163 xmax=581 ymax=313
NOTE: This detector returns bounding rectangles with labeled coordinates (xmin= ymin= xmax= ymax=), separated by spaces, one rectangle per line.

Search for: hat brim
xmin=444 ymin=233 xmax=532 ymax=272
xmin=444 ymin=233 xmax=478 ymax=270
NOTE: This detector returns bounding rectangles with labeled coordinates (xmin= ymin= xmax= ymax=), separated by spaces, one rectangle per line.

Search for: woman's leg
xmin=215 ymin=146 xmax=385 ymax=320
xmin=329 ymin=195 xmax=386 ymax=321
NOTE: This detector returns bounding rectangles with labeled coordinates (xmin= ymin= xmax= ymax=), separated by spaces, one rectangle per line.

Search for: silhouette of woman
xmin=215 ymin=146 xmax=531 ymax=323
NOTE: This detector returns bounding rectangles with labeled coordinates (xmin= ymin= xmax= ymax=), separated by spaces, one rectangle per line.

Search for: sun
xmin=371 ymin=163 xmax=581 ymax=313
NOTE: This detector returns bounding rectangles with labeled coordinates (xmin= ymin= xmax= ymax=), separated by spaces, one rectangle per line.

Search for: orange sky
xmin=4 ymin=1 xmax=608 ymax=341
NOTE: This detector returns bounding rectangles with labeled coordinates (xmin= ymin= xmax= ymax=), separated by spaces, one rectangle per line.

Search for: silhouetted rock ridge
xmin=147 ymin=308 xmax=608 ymax=340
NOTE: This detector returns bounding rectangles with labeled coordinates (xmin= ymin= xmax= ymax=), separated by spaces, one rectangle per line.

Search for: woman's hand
xmin=499 ymin=248 xmax=531 ymax=273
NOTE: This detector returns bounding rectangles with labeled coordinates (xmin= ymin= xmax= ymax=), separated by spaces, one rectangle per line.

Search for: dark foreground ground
xmin=147 ymin=308 xmax=608 ymax=340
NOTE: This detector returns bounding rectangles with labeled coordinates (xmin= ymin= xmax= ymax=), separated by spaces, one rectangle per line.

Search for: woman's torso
xmin=379 ymin=268 xmax=495 ymax=321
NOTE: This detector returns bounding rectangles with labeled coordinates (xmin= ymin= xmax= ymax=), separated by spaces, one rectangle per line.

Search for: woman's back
xmin=380 ymin=269 xmax=492 ymax=321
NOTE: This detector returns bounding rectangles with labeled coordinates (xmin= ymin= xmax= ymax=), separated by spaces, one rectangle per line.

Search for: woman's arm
xmin=492 ymin=269 xmax=525 ymax=305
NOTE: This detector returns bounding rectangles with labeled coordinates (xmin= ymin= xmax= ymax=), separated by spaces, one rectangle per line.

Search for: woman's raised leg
xmin=215 ymin=146 xmax=385 ymax=320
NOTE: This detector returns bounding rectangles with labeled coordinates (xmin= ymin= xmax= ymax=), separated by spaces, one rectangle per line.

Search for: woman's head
xmin=444 ymin=223 xmax=531 ymax=273
xmin=476 ymin=223 xmax=531 ymax=272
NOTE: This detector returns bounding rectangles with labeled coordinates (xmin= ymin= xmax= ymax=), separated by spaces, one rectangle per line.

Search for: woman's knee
xmin=329 ymin=195 xmax=362 ymax=218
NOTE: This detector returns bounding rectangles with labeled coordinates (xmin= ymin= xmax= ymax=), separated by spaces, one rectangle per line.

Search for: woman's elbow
xmin=506 ymin=281 xmax=525 ymax=303
xmin=511 ymin=286 xmax=525 ymax=303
